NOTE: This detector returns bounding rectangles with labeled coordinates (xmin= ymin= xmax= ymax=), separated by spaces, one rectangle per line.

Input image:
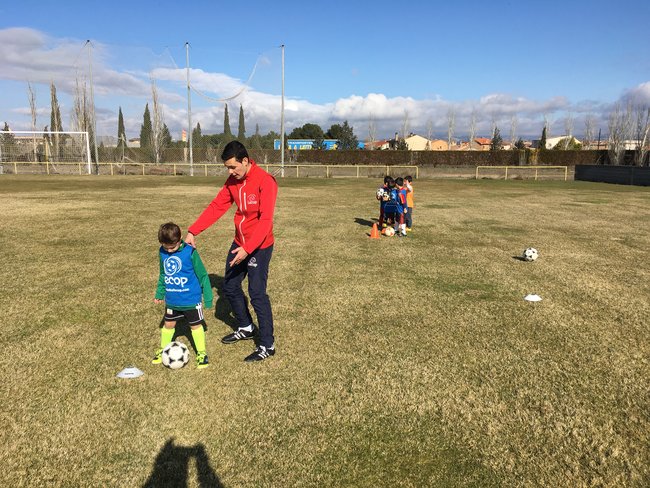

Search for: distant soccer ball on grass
xmin=383 ymin=227 xmax=395 ymax=237
xmin=523 ymin=247 xmax=539 ymax=262
xmin=162 ymin=341 xmax=189 ymax=369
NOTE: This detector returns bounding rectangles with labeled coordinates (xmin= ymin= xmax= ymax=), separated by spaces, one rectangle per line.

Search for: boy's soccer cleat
xmin=152 ymin=348 xmax=163 ymax=364
xmin=406 ymin=227 xmax=412 ymax=232
xmin=221 ymin=327 xmax=257 ymax=344
xmin=244 ymin=345 xmax=275 ymax=362
xmin=196 ymin=352 xmax=209 ymax=369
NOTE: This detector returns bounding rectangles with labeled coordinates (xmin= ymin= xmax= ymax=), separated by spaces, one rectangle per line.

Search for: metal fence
xmin=0 ymin=162 xmax=577 ymax=180
xmin=0 ymin=162 xmax=420 ymax=178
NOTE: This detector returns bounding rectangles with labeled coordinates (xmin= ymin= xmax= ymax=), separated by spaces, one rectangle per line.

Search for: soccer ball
xmin=523 ymin=247 xmax=539 ymax=262
xmin=376 ymin=188 xmax=386 ymax=200
xmin=161 ymin=341 xmax=189 ymax=369
xmin=383 ymin=226 xmax=395 ymax=237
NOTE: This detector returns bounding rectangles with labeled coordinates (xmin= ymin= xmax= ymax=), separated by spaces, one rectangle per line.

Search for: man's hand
xmin=185 ymin=232 xmax=196 ymax=247
xmin=154 ymin=298 xmax=164 ymax=305
xmin=229 ymin=246 xmax=249 ymax=267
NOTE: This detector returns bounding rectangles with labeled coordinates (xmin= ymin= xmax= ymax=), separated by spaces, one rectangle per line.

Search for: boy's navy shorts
xmin=162 ymin=304 xmax=206 ymax=326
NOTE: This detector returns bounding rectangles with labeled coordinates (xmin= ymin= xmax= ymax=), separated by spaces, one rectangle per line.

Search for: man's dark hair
xmin=383 ymin=175 xmax=392 ymax=185
xmin=395 ymin=177 xmax=404 ymax=187
xmin=404 ymin=175 xmax=413 ymax=182
xmin=221 ymin=140 xmax=249 ymax=162
xmin=158 ymin=222 xmax=181 ymax=245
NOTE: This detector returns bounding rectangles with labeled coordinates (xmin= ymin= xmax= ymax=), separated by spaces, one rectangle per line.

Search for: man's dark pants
xmin=222 ymin=241 xmax=274 ymax=348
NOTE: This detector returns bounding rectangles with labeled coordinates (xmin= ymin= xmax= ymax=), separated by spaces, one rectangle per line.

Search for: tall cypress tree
xmin=140 ymin=103 xmax=152 ymax=149
xmin=490 ymin=126 xmax=503 ymax=151
xmin=117 ymin=107 xmax=126 ymax=149
xmin=237 ymin=105 xmax=246 ymax=141
xmin=251 ymin=123 xmax=262 ymax=150
xmin=539 ymin=125 xmax=547 ymax=151
xmin=50 ymin=83 xmax=62 ymax=133
xmin=223 ymin=104 xmax=232 ymax=140
xmin=192 ymin=122 xmax=203 ymax=148
xmin=50 ymin=82 xmax=63 ymax=158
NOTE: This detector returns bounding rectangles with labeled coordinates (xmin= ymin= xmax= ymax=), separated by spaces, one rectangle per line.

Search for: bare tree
xmin=367 ymin=114 xmax=376 ymax=150
xmin=468 ymin=108 xmax=477 ymax=150
xmin=447 ymin=108 xmax=456 ymax=150
xmin=50 ymin=82 xmax=62 ymax=160
xmin=490 ymin=112 xmax=498 ymax=140
xmin=608 ymin=103 xmax=633 ymax=165
xmin=633 ymin=104 xmax=650 ymax=166
xmin=27 ymin=82 xmax=37 ymax=161
xmin=400 ymin=110 xmax=410 ymax=140
xmin=425 ymin=118 xmax=433 ymax=150
xmin=543 ymin=113 xmax=554 ymax=139
xmin=150 ymin=78 xmax=166 ymax=165
xmin=509 ymin=114 xmax=518 ymax=149
xmin=564 ymin=111 xmax=574 ymax=149
xmin=72 ymin=76 xmax=96 ymax=172
xmin=583 ymin=112 xmax=595 ymax=150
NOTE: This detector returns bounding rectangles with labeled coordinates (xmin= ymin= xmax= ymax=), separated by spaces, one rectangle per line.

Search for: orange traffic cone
xmin=370 ymin=223 xmax=381 ymax=239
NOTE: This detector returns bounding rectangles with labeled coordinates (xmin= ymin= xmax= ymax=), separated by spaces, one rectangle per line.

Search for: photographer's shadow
xmin=142 ymin=438 xmax=223 ymax=488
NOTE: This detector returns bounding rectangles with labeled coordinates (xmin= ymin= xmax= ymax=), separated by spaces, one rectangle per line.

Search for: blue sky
xmin=1 ymin=0 xmax=649 ymax=140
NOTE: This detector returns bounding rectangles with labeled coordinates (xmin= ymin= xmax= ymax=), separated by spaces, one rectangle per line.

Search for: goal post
xmin=475 ymin=165 xmax=569 ymax=181
xmin=0 ymin=131 xmax=92 ymax=174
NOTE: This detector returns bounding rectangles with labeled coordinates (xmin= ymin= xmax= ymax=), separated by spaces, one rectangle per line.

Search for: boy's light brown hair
xmin=158 ymin=222 xmax=182 ymax=245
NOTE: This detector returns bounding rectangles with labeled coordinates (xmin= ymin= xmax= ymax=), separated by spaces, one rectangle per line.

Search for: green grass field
xmin=1 ymin=175 xmax=648 ymax=487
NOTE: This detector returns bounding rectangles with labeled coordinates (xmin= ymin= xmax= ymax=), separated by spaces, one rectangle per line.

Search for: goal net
xmin=0 ymin=131 xmax=91 ymax=173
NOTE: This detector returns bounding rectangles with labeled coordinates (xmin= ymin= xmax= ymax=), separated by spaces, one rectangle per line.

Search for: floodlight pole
xmin=186 ymin=42 xmax=194 ymax=176
xmin=86 ymin=40 xmax=100 ymax=172
xmin=280 ymin=44 xmax=285 ymax=177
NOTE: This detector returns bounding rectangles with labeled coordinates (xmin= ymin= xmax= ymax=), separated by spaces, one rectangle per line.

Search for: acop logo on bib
xmin=247 ymin=194 xmax=258 ymax=205
xmin=164 ymin=256 xmax=182 ymax=275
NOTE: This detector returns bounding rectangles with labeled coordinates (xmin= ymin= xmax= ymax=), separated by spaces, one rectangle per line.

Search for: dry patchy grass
xmin=0 ymin=175 xmax=648 ymax=487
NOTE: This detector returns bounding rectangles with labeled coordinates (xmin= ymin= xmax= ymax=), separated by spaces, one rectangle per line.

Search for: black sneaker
xmin=221 ymin=327 xmax=257 ymax=344
xmin=244 ymin=345 xmax=275 ymax=362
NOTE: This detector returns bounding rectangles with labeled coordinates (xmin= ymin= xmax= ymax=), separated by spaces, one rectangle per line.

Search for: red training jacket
xmin=188 ymin=161 xmax=278 ymax=254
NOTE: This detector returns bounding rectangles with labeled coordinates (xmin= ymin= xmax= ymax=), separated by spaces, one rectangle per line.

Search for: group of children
xmin=376 ymin=175 xmax=414 ymax=236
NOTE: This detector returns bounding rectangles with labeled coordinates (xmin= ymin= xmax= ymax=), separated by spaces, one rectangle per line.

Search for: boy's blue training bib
xmin=160 ymin=244 xmax=202 ymax=307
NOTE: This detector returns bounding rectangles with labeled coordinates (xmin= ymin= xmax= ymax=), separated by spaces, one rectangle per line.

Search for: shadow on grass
xmin=209 ymin=274 xmax=239 ymax=331
xmin=354 ymin=217 xmax=376 ymax=228
xmin=142 ymin=438 xmax=223 ymax=488
xmin=155 ymin=274 xmax=237 ymax=353
xmin=512 ymin=255 xmax=528 ymax=261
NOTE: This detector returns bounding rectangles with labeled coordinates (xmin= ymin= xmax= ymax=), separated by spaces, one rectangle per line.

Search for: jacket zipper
xmin=238 ymin=181 xmax=247 ymax=244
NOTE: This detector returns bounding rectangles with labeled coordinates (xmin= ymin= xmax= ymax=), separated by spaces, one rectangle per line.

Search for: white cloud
xmin=1 ymin=27 xmax=648 ymax=140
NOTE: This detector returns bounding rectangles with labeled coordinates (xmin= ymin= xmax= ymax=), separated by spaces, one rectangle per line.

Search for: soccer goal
xmin=0 ymin=131 xmax=92 ymax=174
xmin=475 ymin=165 xmax=569 ymax=181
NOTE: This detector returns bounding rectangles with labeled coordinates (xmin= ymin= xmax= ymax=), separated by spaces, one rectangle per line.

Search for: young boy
xmin=153 ymin=222 xmax=213 ymax=369
xmin=393 ymin=177 xmax=408 ymax=236
xmin=404 ymin=175 xmax=414 ymax=231
xmin=376 ymin=176 xmax=393 ymax=229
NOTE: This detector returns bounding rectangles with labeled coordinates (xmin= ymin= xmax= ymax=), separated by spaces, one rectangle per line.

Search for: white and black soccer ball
xmin=523 ymin=247 xmax=539 ymax=262
xmin=162 ymin=341 xmax=189 ymax=370
xmin=376 ymin=187 xmax=386 ymax=200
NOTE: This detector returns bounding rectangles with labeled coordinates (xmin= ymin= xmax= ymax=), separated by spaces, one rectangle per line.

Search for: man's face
xmin=224 ymin=157 xmax=250 ymax=180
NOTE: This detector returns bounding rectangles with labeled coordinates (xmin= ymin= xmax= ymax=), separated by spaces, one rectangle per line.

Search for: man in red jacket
xmin=185 ymin=141 xmax=278 ymax=362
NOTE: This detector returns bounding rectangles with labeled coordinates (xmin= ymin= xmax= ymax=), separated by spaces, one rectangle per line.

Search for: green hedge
xmin=249 ymin=149 xmax=607 ymax=167
xmin=97 ymin=147 xmax=608 ymax=167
